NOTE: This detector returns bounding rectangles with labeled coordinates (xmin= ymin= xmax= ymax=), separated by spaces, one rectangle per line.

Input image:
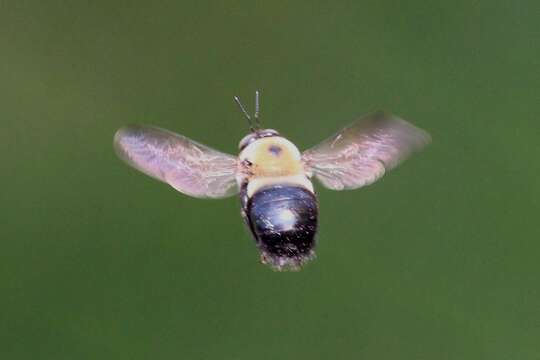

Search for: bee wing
xmin=302 ymin=111 xmax=431 ymax=190
xmin=114 ymin=125 xmax=239 ymax=198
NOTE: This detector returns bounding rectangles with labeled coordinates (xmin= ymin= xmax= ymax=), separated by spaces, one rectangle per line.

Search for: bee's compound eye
xmin=239 ymin=133 xmax=258 ymax=150
xmin=259 ymin=129 xmax=279 ymax=138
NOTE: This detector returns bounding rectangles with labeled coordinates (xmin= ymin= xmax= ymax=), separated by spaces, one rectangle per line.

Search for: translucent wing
xmin=302 ymin=111 xmax=431 ymax=190
xmin=114 ymin=125 xmax=239 ymax=198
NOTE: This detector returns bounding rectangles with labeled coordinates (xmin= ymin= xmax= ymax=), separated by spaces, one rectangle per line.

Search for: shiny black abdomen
xmin=246 ymin=185 xmax=318 ymax=265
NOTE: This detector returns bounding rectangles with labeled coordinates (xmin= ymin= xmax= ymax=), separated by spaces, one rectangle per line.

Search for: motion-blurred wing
xmin=302 ymin=111 xmax=431 ymax=190
xmin=114 ymin=125 xmax=239 ymax=198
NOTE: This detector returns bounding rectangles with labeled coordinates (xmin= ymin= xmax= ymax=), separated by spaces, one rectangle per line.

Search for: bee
xmin=114 ymin=91 xmax=430 ymax=271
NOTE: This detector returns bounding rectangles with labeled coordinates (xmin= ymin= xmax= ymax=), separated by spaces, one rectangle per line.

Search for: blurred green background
xmin=2 ymin=1 xmax=539 ymax=359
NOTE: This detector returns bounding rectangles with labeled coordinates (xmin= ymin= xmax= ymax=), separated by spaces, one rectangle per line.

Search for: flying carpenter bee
xmin=114 ymin=91 xmax=431 ymax=271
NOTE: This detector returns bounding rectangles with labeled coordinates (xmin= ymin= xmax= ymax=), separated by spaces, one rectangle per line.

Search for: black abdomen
xmin=246 ymin=185 xmax=318 ymax=270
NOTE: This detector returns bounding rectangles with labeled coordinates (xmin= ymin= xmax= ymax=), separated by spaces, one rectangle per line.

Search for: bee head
xmin=238 ymin=129 xmax=280 ymax=150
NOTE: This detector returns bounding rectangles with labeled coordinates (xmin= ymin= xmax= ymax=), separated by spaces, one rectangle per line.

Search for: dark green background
xmin=2 ymin=1 xmax=539 ymax=359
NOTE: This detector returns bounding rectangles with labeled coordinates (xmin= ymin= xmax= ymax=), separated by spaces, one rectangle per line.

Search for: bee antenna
xmin=254 ymin=90 xmax=261 ymax=128
xmin=234 ymin=95 xmax=255 ymax=132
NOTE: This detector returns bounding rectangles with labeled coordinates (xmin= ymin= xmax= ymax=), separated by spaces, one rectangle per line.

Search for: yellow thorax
xmin=246 ymin=137 xmax=303 ymax=177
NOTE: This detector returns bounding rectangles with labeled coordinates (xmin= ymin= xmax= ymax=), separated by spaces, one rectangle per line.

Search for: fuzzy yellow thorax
xmin=242 ymin=137 xmax=303 ymax=177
